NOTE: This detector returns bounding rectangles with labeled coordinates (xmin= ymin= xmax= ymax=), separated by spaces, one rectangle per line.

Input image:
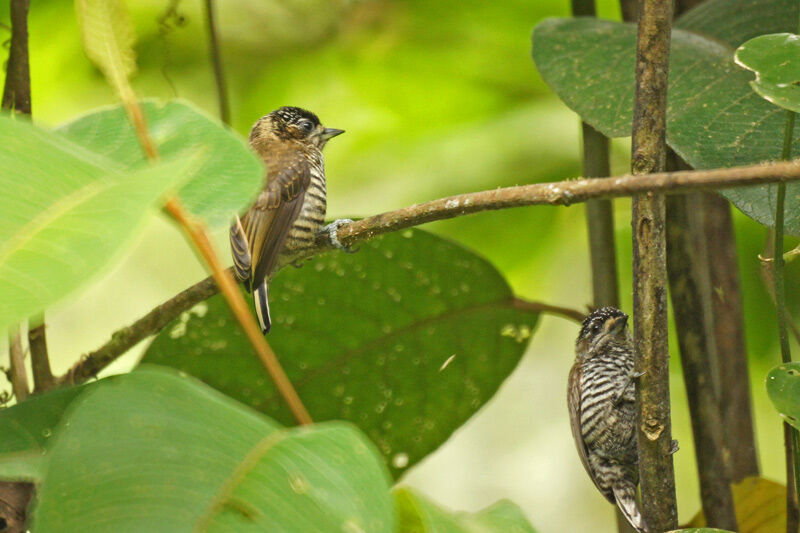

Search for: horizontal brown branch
xmin=60 ymin=159 xmax=800 ymax=385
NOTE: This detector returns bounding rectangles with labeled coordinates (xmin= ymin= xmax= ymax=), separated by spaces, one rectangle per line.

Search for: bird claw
xmin=632 ymin=370 xmax=646 ymax=379
xmin=667 ymin=439 xmax=679 ymax=455
xmin=322 ymin=219 xmax=358 ymax=252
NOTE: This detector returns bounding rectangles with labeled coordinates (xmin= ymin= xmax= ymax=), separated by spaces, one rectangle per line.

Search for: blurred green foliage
xmin=1 ymin=0 xmax=799 ymax=530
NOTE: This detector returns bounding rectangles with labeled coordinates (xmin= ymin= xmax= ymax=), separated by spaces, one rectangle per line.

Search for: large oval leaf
xmin=0 ymin=115 xmax=200 ymax=329
xmin=394 ymin=488 xmax=536 ymax=532
xmin=32 ymin=367 xmax=394 ymax=533
xmin=532 ymin=9 xmax=800 ymax=233
xmin=57 ymin=100 xmax=263 ymax=228
xmin=142 ymin=229 xmax=540 ymax=477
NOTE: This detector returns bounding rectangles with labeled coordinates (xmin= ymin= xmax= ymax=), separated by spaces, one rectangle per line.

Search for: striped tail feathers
xmin=254 ymin=281 xmax=272 ymax=334
xmin=230 ymin=215 xmax=252 ymax=284
xmin=613 ymin=481 xmax=648 ymax=533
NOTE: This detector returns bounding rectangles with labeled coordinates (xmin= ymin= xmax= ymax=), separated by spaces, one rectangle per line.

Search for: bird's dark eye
xmin=591 ymin=323 xmax=601 ymax=333
xmin=298 ymin=120 xmax=314 ymax=133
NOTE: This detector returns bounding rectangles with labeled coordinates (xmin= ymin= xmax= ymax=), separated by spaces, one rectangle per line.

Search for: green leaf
xmin=142 ymin=229 xmax=540 ymax=477
xmin=736 ymin=34 xmax=800 ymax=113
xmin=0 ymin=385 xmax=88 ymax=480
xmin=532 ymin=15 xmax=800 ymax=234
xmin=395 ymin=488 xmax=536 ymax=532
xmin=32 ymin=367 xmax=394 ymax=533
xmin=675 ymin=0 xmax=798 ymax=48
xmin=75 ymin=0 xmax=137 ymax=98
xmin=766 ymin=362 xmax=800 ymax=429
xmin=58 ymin=100 xmax=263 ymax=228
xmin=0 ymin=115 xmax=200 ymax=329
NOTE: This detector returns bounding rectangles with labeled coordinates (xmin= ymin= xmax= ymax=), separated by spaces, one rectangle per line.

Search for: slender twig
xmin=58 ymin=159 xmax=800 ymax=385
xmin=1 ymin=0 xmax=54 ymax=401
xmin=1 ymin=0 xmax=30 ymax=115
xmin=203 ymin=0 xmax=230 ymax=125
xmin=575 ymin=2 xmax=623 ymax=530
xmin=704 ymin=193 xmax=759 ymax=481
xmin=6 ymin=326 xmax=28 ymax=402
xmin=163 ymin=198 xmax=312 ymax=425
xmin=321 ymin=160 xmax=800 ymax=256
xmin=581 ymin=124 xmax=619 ymax=309
xmin=27 ymin=312 xmax=55 ymax=393
xmin=760 ymin=250 xmax=800 ymax=346
xmin=619 ymin=0 xmax=638 ymax=23
xmin=666 ymin=192 xmax=737 ymax=529
xmin=572 ymin=0 xmax=620 ymax=309
xmin=510 ymin=298 xmax=584 ymax=322
xmin=776 ymin=109 xmax=799 ymax=533
xmin=630 ymin=0 xmax=678 ymax=531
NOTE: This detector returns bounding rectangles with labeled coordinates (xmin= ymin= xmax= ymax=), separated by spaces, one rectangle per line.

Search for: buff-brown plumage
xmin=568 ymin=307 xmax=647 ymax=533
xmin=230 ymin=106 xmax=344 ymax=332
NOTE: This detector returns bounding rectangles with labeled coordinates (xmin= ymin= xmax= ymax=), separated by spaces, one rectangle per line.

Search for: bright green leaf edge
xmin=736 ymin=33 xmax=800 ymax=113
xmin=0 ymin=112 xmax=203 ymax=328
xmin=395 ymin=487 xmax=537 ymax=532
xmin=57 ymin=99 xmax=264 ymax=228
xmin=766 ymin=361 xmax=800 ymax=429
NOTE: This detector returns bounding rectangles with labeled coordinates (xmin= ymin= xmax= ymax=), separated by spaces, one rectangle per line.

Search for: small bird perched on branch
xmin=230 ymin=106 xmax=348 ymax=333
xmin=568 ymin=307 xmax=647 ymax=532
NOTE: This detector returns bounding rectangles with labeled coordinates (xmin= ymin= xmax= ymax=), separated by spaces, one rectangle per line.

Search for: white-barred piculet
xmin=568 ymin=307 xmax=647 ymax=532
xmin=230 ymin=107 xmax=347 ymax=333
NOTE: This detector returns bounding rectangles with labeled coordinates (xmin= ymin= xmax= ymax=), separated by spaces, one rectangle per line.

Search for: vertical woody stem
xmin=203 ymin=0 xmax=230 ymax=125
xmin=777 ymin=109 xmax=799 ymax=533
xmin=630 ymin=0 xmax=678 ymax=531
xmin=704 ymin=192 xmax=759 ymax=482
xmin=574 ymin=1 xmax=625 ymax=530
xmin=573 ymin=0 xmax=619 ymax=313
xmin=666 ymin=189 xmax=737 ymax=529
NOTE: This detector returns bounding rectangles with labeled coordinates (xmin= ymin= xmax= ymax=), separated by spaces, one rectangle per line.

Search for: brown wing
xmin=238 ymin=151 xmax=310 ymax=289
xmin=568 ymin=362 xmax=612 ymax=502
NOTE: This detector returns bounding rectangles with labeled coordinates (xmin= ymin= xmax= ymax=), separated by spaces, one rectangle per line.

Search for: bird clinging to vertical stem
xmin=230 ymin=106 xmax=348 ymax=333
xmin=568 ymin=307 xmax=647 ymax=532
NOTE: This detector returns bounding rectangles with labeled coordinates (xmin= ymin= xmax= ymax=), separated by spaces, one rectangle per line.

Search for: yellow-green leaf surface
xmin=736 ymin=33 xmax=800 ymax=113
xmin=75 ymin=0 xmax=136 ymax=96
xmin=58 ymin=101 xmax=263 ymax=228
xmin=395 ymin=488 xmax=536 ymax=532
xmin=32 ymin=367 xmax=395 ymax=533
xmin=683 ymin=477 xmax=785 ymax=532
xmin=0 ymin=115 xmax=198 ymax=329
xmin=142 ymin=229 xmax=540 ymax=478
xmin=767 ymin=362 xmax=800 ymax=429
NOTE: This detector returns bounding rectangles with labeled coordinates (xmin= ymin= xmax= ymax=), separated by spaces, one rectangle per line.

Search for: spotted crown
xmin=579 ymin=306 xmax=628 ymax=339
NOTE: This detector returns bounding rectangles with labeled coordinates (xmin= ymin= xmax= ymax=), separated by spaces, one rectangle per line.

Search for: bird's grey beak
xmin=321 ymin=128 xmax=345 ymax=140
